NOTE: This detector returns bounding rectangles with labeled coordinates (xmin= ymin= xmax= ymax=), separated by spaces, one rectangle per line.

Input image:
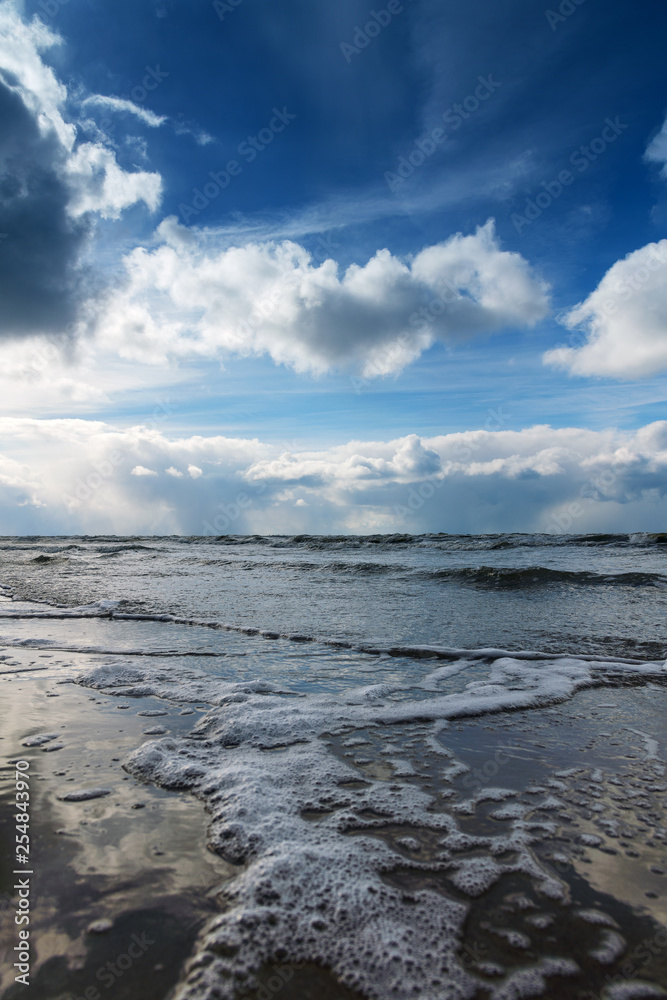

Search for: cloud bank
xmin=2 ymin=418 xmax=665 ymax=535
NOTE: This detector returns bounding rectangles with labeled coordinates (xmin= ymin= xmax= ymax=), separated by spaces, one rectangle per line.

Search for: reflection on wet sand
xmin=0 ymin=654 xmax=235 ymax=1000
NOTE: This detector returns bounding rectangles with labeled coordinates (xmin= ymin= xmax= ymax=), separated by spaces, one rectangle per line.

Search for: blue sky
xmin=0 ymin=0 xmax=666 ymax=534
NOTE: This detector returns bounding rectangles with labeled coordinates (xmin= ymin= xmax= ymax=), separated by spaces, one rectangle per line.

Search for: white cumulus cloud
xmin=544 ymin=240 xmax=667 ymax=378
xmin=93 ymin=218 xmax=549 ymax=376
xmin=131 ymin=465 xmax=157 ymax=476
xmin=544 ymin=115 xmax=667 ymax=380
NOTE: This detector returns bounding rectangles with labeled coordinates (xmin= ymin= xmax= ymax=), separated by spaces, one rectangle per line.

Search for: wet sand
xmin=1 ymin=648 xmax=666 ymax=1000
xmin=326 ymin=684 xmax=667 ymax=998
xmin=0 ymin=650 xmax=236 ymax=1000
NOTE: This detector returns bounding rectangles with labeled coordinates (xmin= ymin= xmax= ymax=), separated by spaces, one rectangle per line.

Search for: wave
xmin=5 ymin=532 xmax=667 ymax=552
xmin=425 ymin=566 xmax=667 ymax=588
xmin=316 ymin=562 xmax=667 ymax=588
xmin=100 ymin=554 xmax=667 ymax=588
xmin=94 ymin=543 xmax=162 ymax=556
xmin=0 ymin=543 xmax=84 ymax=555
xmin=630 ymin=531 xmax=667 ymax=545
xmin=0 ymin=604 xmax=662 ymax=666
xmin=203 ymin=531 xmax=667 ymax=551
xmin=0 ymin=637 xmax=226 ymax=657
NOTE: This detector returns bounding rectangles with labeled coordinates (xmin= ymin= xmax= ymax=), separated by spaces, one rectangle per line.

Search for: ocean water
xmin=2 ymin=531 xmax=667 ymax=655
xmin=1 ymin=533 xmax=666 ymax=1000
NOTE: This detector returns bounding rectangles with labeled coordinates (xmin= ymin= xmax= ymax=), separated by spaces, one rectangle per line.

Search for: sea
xmin=0 ymin=533 xmax=666 ymax=1000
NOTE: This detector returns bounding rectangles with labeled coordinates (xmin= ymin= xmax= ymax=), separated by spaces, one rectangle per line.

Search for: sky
xmin=0 ymin=0 xmax=666 ymax=535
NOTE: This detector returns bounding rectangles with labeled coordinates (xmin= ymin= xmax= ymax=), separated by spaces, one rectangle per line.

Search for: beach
xmin=3 ymin=0 xmax=667 ymax=995
xmin=0 ymin=534 xmax=666 ymax=1000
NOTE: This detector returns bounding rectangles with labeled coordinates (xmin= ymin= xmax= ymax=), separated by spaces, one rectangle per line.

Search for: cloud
xmin=645 ymin=115 xmax=667 ymax=178
xmin=544 ymin=240 xmax=667 ymax=377
xmin=0 ymin=75 xmax=91 ymax=337
xmin=1 ymin=418 xmax=665 ymax=535
xmin=94 ymin=218 xmax=549 ymax=375
xmin=0 ymin=2 xmax=162 ymax=340
xmin=0 ymin=331 xmax=202 ymax=419
xmin=250 ymin=434 xmax=443 ymax=487
xmin=0 ymin=4 xmax=71 ymax=143
xmin=81 ymin=94 xmax=166 ymax=128
xmin=0 ymin=3 xmax=546 ymax=376
xmin=173 ymin=119 xmax=215 ymax=145
xmin=0 ymin=417 xmax=271 ymax=533
xmin=130 ymin=465 xmax=157 ymax=476
xmin=544 ymin=116 xmax=667 ymax=381
xmin=64 ymin=142 xmax=161 ymax=219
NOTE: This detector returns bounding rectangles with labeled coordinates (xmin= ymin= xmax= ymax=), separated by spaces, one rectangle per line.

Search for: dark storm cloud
xmin=0 ymin=76 xmax=91 ymax=339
